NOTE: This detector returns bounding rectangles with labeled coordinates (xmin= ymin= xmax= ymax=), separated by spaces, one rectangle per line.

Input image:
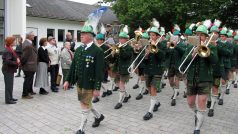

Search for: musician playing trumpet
xmin=142 ymin=26 xmax=166 ymax=120
xmin=182 ymin=23 xmax=218 ymax=134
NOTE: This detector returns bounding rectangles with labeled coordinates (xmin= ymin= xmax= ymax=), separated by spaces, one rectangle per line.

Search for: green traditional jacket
xmin=66 ymin=43 xmax=104 ymax=90
xmin=144 ymin=41 xmax=166 ymax=76
xmin=165 ymin=41 xmax=186 ymax=69
xmin=114 ymin=44 xmax=133 ymax=75
xmin=183 ymin=44 xmax=218 ymax=82
xmin=99 ymin=44 xmax=110 ymax=70
xmin=216 ymin=40 xmax=233 ymax=69
xmin=231 ymin=41 xmax=238 ymax=68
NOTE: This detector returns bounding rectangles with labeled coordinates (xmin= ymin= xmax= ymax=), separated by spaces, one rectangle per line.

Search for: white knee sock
xmin=227 ymin=80 xmax=232 ymax=89
xmin=195 ymin=110 xmax=205 ymax=130
xmin=101 ymin=84 xmax=107 ymax=92
xmin=91 ymin=105 xmax=101 ymax=118
xmin=139 ymin=81 xmax=146 ymax=94
xmin=136 ymin=77 xmax=140 ymax=84
xmin=148 ymin=96 xmax=157 ymax=113
xmin=118 ymin=91 xmax=125 ymax=103
xmin=173 ymin=88 xmax=179 ymax=99
xmin=80 ymin=109 xmax=90 ymax=131
xmin=210 ymin=95 xmax=217 ymax=110
xmin=235 ymin=74 xmax=238 ymax=84
xmin=110 ymin=78 xmax=115 ymax=90
xmin=220 ymin=84 xmax=226 ymax=99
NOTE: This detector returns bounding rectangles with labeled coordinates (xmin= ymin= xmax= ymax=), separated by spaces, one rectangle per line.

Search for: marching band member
xmin=232 ymin=32 xmax=238 ymax=88
xmin=143 ymin=21 xmax=166 ymax=120
xmin=135 ymin=32 xmax=150 ymax=100
xmin=217 ymin=27 xmax=233 ymax=105
xmin=207 ymin=19 xmax=222 ymax=117
xmin=64 ymin=25 xmax=105 ymax=134
xmin=182 ymin=21 xmax=218 ymax=134
xmin=113 ymin=26 xmax=134 ymax=109
xmin=166 ymin=24 xmax=186 ymax=106
xmin=93 ymin=26 xmax=112 ymax=103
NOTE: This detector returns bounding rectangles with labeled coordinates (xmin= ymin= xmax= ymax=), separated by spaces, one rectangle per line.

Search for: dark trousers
xmin=49 ymin=64 xmax=59 ymax=89
xmin=3 ymin=72 xmax=14 ymax=103
xmin=22 ymin=71 xmax=35 ymax=96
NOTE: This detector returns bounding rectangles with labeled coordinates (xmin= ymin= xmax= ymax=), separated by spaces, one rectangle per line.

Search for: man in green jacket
xmin=183 ymin=24 xmax=218 ymax=134
xmin=166 ymin=35 xmax=186 ymax=106
xmin=232 ymin=35 xmax=238 ymax=88
xmin=217 ymin=28 xmax=233 ymax=105
xmin=64 ymin=25 xmax=105 ymax=134
xmin=113 ymin=31 xmax=134 ymax=109
xmin=143 ymin=26 xmax=166 ymax=120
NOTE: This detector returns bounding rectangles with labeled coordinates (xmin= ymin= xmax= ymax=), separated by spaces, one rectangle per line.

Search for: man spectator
xmin=47 ymin=36 xmax=60 ymax=92
xmin=21 ymin=31 xmax=37 ymax=99
xmin=65 ymin=32 xmax=76 ymax=52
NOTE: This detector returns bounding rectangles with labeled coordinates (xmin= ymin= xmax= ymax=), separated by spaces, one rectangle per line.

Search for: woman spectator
xmin=34 ymin=38 xmax=50 ymax=95
xmin=2 ymin=36 xmax=20 ymax=104
xmin=60 ymin=42 xmax=74 ymax=87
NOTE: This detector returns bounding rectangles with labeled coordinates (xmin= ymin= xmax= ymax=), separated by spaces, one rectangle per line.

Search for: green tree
xmin=104 ymin=0 xmax=235 ymax=34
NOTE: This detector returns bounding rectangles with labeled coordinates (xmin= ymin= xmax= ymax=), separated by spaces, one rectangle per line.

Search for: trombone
xmin=178 ymin=33 xmax=215 ymax=74
xmin=128 ymin=35 xmax=163 ymax=74
xmin=104 ymin=38 xmax=135 ymax=59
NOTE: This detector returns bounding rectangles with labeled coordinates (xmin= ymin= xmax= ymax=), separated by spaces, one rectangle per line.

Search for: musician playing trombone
xmin=113 ymin=29 xmax=134 ymax=109
xmin=166 ymin=28 xmax=186 ymax=106
xmin=143 ymin=26 xmax=166 ymax=120
xmin=181 ymin=23 xmax=218 ymax=134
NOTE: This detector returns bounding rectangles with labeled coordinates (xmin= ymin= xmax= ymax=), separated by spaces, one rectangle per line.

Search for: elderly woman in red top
xmin=2 ymin=36 xmax=20 ymax=104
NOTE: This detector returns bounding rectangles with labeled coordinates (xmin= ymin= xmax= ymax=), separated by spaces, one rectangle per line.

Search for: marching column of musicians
xmin=63 ymin=18 xmax=238 ymax=134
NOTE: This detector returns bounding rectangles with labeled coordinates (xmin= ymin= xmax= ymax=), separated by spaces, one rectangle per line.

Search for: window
xmin=58 ymin=29 xmax=65 ymax=42
xmin=47 ymin=29 xmax=55 ymax=38
xmin=77 ymin=30 xmax=81 ymax=42
xmin=68 ymin=30 xmax=74 ymax=39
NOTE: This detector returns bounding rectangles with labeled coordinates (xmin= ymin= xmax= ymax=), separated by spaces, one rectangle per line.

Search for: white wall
xmin=5 ymin=0 xmax=26 ymax=38
xmin=27 ymin=16 xmax=84 ymax=48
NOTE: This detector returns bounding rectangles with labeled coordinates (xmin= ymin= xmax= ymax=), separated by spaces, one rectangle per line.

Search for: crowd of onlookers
xmin=2 ymin=31 xmax=76 ymax=104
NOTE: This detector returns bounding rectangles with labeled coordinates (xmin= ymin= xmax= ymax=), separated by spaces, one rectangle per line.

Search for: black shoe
xmin=218 ymin=99 xmax=223 ymax=105
xmin=171 ymin=99 xmax=176 ymax=106
xmin=39 ymin=88 xmax=49 ymax=95
xmin=107 ymin=90 xmax=112 ymax=96
xmin=208 ymin=109 xmax=214 ymax=117
xmin=133 ymin=84 xmax=139 ymax=89
xmin=123 ymin=94 xmax=131 ymax=103
xmin=153 ymin=102 xmax=160 ymax=112
xmin=162 ymin=83 xmax=166 ymax=88
xmin=183 ymin=91 xmax=187 ymax=98
xmin=113 ymin=86 xmax=119 ymax=91
xmin=234 ymin=84 xmax=237 ymax=88
xmin=171 ymin=92 xmax=179 ymax=99
xmin=193 ymin=130 xmax=200 ymax=134
xmin=207 ymin=101 xmax=211 ymax=108
xmin=92 ymin=97 xmax=100 ymax=103
xmin=101 ymin=92 xmax=107 ymax=97
xmin=6 ymin=101 xmax=17 ymax=104
xmin=136 ymin=94 xmax=143 ymax=100
xmin=92 ymin=114 xmax=105 ymax=128
xmin=114 ymin=103 xmax=122 ymax=109
xmin=143 ymin=89 xmax=149 ymax=95
xmin=232 ymin=81 xmax=235 ymax=84
xmin=75 ymin=129 xmax=85 ymax=134
xmin=11 ymin=98 xmax=18 ymax=101
xmin=143 ymin=112 xmax=153 ymax=120
xmin=51 ymin=87 xmax=58 ymax=92
xmin=225 ymin=89 xmax=230 ymax=94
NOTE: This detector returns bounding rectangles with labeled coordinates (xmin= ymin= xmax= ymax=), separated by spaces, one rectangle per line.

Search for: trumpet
xmin=167 ymin=42 xmax=176 ymax=49
xmin=105 ymin=38 xmax=135 ymax=59
xmin=178 ymin=33 xmax=214 ymax=74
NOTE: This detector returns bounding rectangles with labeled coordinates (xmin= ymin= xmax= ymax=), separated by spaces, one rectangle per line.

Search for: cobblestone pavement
xmin=0 ymin=58 xmax=238 ymax=134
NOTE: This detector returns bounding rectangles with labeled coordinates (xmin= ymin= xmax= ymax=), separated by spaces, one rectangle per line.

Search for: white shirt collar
xmin=84 ymin=41 xmax=93 ymax=50
xmin=42 ymin=46 xmax=47 ymax=50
